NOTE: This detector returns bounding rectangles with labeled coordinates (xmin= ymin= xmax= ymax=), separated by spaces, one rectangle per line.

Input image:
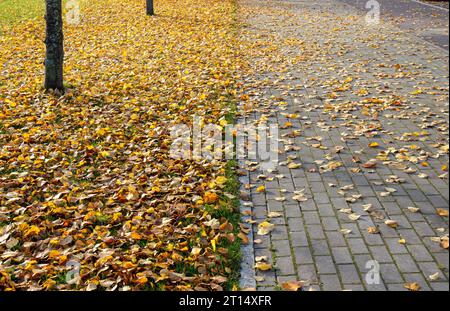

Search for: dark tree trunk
xmin=45 ymin=0 xmax=64 ymax=91
xmin=146 ymin=0 xmax=154 ymax=16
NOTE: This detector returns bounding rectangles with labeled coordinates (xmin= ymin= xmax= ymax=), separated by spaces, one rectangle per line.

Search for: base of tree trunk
xmin=44 ymin=0 xmax=64 ymax=92
xmin=147 ymin=0 xmax=155 ymax=15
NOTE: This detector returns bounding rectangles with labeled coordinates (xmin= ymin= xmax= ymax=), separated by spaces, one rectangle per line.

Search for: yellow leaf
xmin=256 ymin=186 xmax=266 ymax=193
xmin=48 ymin=250 xmax=61 ymax=259
xmin=215 ymin=176 xmax=227 ymax=185
xmin=24 ymin=226 xmax=40 ymax=238
xmin=123 ymin=262 xmax=136 ymax=269
xmin=255 ymin=262 xmax=272 ymax=271
xmin=130 ymin=232 xmax=142 ymax=240
xmin=134 ymin=276 xmax=148 ymax=285
xmin=211 ymin=239 xmax=217 ymax=252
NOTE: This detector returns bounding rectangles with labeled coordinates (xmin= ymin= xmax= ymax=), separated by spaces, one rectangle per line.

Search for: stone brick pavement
xmin=238 ymin=0 xmax=449 ymax=291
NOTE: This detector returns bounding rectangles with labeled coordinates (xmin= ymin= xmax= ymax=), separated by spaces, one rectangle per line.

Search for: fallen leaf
xmin=385 ymin=220 xmax=399 ymax=229
xmin=257 ymin=221 xmax=275 ymax=236
xmin=404 ymin=282 xmax=421 ymax=291
xmin=407 ymin=207 xmax=420 ymax=213
xmin=437 ymin=209 xmax=449 ymax=217
xmin=429 ymin=272 xmax=440 ymax=281
xmin=255 ymin=262 xmax=272 ymax=271
xmin=256 ymin=186 xmax=266 ymax=193
xmin=281 ymin=281 xmax=303 ymax=291
xmin=268 ymin=212 xmax=283 ymax=218
xmin=367 ymin=227 xmax=380 ymax=234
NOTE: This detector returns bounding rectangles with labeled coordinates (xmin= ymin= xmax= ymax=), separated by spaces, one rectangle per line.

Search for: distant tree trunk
xmin=146 ymin=0 xmax=154 ymax=16
xmin=45 ymin=0 xmax=64 ymax=91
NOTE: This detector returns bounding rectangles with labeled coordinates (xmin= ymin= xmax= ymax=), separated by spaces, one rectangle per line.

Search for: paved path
xmin=339 ymin=0 xmax=449 ymax=50
xmin=238 ymin=0 xmax=449 ymax=291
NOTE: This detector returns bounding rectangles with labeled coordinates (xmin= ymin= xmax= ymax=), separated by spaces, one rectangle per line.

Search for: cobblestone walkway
xmin=238 ymin=0 xmax=449 ymax=291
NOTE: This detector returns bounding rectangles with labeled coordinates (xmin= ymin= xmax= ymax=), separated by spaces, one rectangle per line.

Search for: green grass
xmin=220 ymin=160 xmax=242 ymax=290
xmin=0 ymin=0 xmax=44 ymax=27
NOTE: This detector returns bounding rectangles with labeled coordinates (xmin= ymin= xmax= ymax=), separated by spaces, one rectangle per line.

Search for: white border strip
xmin=410 ymin=0 xmax=450 ymax=12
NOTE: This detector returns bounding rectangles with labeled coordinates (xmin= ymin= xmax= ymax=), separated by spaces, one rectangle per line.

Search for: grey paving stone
xmin=393 ymin=254 xmax=420 ymax=273
xmin=361 ymin=229 xmax=385 ymax=246
xmin=365 ymin=282 xmax=388 ymax=291
xmin=430 ymin=282 xmax=450 ymax=291
xmin=322 ymin=217 xmax=340 ymax=231
xmin=347 ymin=238 xmax=370 ymax=255
xmin=316 ymin=256 xmax=337 ymax=274
xmin=285 ymin=205 xmax=302 ymax=218
xmin=342 ymin=284 xmax=365 ymax=291
xmin=303 ymin=211 xmax=321 ymax=225
xmin=337 ymin=264 xmax=362 ymax=284
xmin=258 ymin=286 xmax=277 ymax=291
xmin=271 ymin=225 xmax=290 ymax=240
xmin=385 ymin=238 xmax=409 ymax=254
xmin=293 ymin=247 xmax=314 ymax=265
xmin=332 ymin=247 xmax=354 ymax=264
xmin=297 ymin=264 xmax=318 ymax=282
xmin=320 ymin=274 xmax=342 ymax=291
xmin=424 ymin=214 xmax=448 ymax=229
xmin=326 ymin=231 xmax=347 ymax=247
xmin=417 ymin=261 xmax=447 ymax=282
xmin=428 ymin=196 xmax=449 ymax=208
xmin=287 ymin=217 xmax=305 ymax=232
xmin=411 ymin=221 xmax=437 ymax=237
xmin=300 ymin=200 xmax=318 ymax=211
xmin=276 ymin=256 xmax=296 ymax=276
xmin=380 ymin=263 xmax=404 ymax=284
xmin=369 ymin=245 xmax=394 ymax=263
xmin=306 ymin=224 xmax=326 ymax=240
xmin=434 ymin=253 xmax=449 ymax=272
xmin=317 ymin=204 xmax=336 ymax=216
xmin=313 ymin=192 xmax=331 ymax=204
xmin=311 ymin=239 xmax=331 ymax=256
xmin=407 ymin=244 xmax=434 ymax=262
xmin=273 ymin=240 xmax=292 ymax=257
xmin=267 ymin=200 xmax=284 ymax=212
xmin=386 ymin=283 xmax=409 ymax=291
xmin=255 ymin=270 xmax=277 ymax=287
xmin=378 ymin=226 xmax=400 ymax=238
xmin=340 ymin=223 xmax=362 ymax=237
xmin=290 ymin=231 xmax=309 ymax=247
xmin=396 ymin=229 xmax=423 ymax=245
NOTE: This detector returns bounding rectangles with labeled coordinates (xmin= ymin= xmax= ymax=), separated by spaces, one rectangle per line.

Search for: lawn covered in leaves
xmin=0 ymin=0 xmax=245 ymax=291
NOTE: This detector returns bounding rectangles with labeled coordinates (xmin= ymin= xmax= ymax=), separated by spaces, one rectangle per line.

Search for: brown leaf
xmin=437 ymin=209 xmax=449 ymax=217
xmin=404 ymin=282 xmax=421 ymax=291
xmin=281 ymin=281 xmax=303 ymax=291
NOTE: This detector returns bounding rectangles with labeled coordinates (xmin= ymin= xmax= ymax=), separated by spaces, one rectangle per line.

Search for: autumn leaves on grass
xmin=0 ymin=0 xmax=243 ymax=291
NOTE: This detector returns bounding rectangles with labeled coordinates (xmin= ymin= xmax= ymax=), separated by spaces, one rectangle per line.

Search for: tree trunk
xmin=45 ymin=0 xmax=64 ymax=91
xmin=146 ymin=0 xmax=154 ymax=16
